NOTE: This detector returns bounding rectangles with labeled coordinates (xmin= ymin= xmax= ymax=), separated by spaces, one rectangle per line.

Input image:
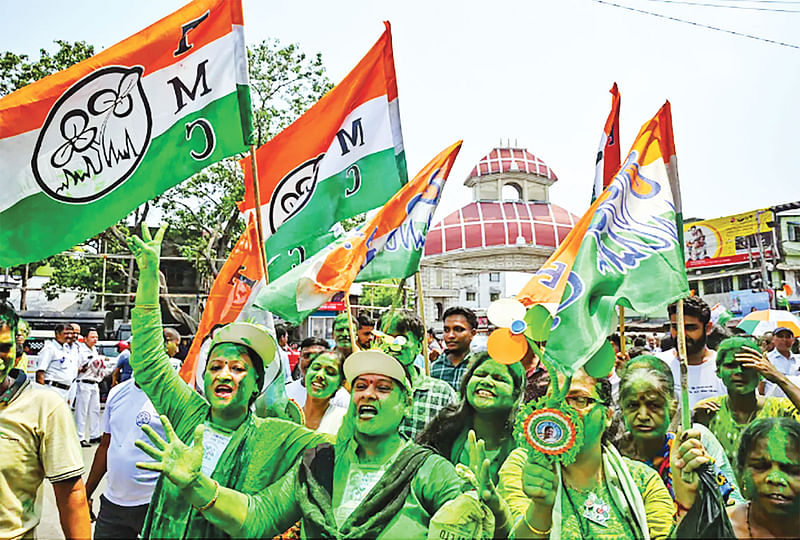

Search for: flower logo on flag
xmin=268 ymin=155 xmax=324 ymax=234
xmin=32 ymin=66 xmax=152 ymax=203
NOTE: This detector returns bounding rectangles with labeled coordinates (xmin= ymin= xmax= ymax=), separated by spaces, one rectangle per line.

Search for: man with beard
xmin=656 ymin=296 xmax=726 ymax=408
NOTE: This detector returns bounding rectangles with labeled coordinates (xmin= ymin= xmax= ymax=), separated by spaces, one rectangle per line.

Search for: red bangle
xmin=674 ymin=500 xmax=691 ymax=515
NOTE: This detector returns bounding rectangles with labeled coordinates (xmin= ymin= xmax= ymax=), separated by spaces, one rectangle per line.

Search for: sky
xmin=1 ymin=0 xmax=798 ymax=227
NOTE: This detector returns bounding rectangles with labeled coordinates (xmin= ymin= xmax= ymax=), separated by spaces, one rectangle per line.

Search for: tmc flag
xmin=0 ymin=0 xmax=252 ymax=266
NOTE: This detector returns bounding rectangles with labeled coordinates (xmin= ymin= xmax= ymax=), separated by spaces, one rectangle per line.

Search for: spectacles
xmin=565 ymin=395 xmax=602 ymax=410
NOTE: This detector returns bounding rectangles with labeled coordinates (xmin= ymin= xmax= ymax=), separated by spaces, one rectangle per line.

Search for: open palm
xmin=135 ymin=415 xmax=204 ymax=491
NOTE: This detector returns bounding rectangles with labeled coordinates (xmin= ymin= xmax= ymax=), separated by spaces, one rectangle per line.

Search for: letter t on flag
xmin=0 ymin=0 xmax=253 ymax=266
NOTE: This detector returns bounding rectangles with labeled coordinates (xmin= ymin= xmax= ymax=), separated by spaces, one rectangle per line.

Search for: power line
xmin=592 ymin=0 xmax=800 ymax=49
xmin=638 ymin=0 xmax=800 ymax=11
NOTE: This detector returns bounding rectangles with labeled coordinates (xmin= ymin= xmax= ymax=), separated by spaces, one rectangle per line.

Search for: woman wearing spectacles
xmin=497 ymin=368 xmax=700 ymax=538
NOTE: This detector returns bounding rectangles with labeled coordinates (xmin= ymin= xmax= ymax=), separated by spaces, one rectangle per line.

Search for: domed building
xmin=419 ymin=146 xmax=578 ymax=327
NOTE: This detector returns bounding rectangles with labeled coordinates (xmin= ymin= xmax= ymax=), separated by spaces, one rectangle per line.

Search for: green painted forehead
xmin=765 ymin=426 xmax=800 ymax=464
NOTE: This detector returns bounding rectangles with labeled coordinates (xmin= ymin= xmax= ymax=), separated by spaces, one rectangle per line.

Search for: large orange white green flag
xmin=179 ymin=214 xmax=265 ymax=384
xmin=0 ymin=0 xmax=252 ymax=266
xmin=526 ymin=102 xmax=689 ymax=375
xmin=591 ymin=83 xmax=621 ymax=202
xmin=240 ymin=22 xmax=407 ymax=281
xmin=253 ymin=141 xmax=461 ymax=324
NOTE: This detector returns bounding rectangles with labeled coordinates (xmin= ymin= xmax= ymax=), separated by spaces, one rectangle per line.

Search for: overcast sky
xmin=2 ymin=0 xmax=798 ymax=225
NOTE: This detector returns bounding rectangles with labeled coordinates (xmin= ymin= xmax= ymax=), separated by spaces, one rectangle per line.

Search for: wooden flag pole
xmin=676 ymin=297 xmax=695 ymax=482
xmin=249 ymin=145 xmax=270 ymax=285
xmin=618 ymin=306 xmax=627 ymax=356
xmin=415 ymin=272 xmax=431 ymax=376
xmin=344 ymin=292 xmax=358 ymax=352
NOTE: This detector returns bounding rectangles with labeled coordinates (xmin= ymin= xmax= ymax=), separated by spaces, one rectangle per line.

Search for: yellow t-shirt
xmin=0 ymin=377 xmax=84 ymax=538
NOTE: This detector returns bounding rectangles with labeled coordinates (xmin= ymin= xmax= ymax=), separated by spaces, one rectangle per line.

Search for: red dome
xmin=468 ymin=147 xmax=557 ymax=181
xmin=424 ymin=201 xmax=578 ymax=256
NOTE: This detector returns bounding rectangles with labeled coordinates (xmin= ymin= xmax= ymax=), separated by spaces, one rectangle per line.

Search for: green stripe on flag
xmin=0 ymin=91 xmax=248 ymax=266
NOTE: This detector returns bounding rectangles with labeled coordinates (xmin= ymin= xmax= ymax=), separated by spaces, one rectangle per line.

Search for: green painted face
xmin=305 ymin=353 xmax=342 ymax=399
xmin=563 ymin=370 xmax=609 ymax=452
xmin=333 ymin=314 xmax=352 ymax=348
xmin=620 ymin=377 xmax=671 ymax=443
xmin=203 ymin=343 xmax=259 ymax=416
xmin=382 ymin=316 xmax=422 ymax=367
xmin=742 ymin=427 xmax=800 ymax=514
xmin=718 ymin=348 xmax=760 ymax=395
xmin=0 ymin=325 xmax=15 ymax=381
xmin=351 ymin=375 xmax=407 ymax=437
xmin=466 ymin=359 xmax=516 ymax=413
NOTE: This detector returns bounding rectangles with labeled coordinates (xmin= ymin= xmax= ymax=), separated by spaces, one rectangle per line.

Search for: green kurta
xmin=131 ymin=306 xmax=325 ymax=539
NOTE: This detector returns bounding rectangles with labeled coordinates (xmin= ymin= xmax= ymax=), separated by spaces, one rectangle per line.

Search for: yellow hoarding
xmin=684 ymin=208 xmax=775 ymax=268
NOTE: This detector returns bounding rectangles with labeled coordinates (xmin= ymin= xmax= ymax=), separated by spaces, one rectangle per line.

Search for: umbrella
xmin=736 ymin=309 xmax=800 ymax=337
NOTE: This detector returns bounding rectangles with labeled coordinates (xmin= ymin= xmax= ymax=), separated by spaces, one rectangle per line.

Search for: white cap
xmin=343 ymin=350 xmax=411 ymax=391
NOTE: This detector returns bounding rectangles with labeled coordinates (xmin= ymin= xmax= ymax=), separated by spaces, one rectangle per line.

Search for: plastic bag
xmin=675 ymin=463 xmax=735 ymax=539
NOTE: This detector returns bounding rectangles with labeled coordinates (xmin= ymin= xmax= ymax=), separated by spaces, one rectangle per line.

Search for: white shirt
xmin=37 ymin=340 xmax=79 ymax=385
xmin=657 ymin=348 xmax=725 ymax=409
xmin=279 ymin=347 xmax=292 ymax=384
xmin=76 ymin=344 xmax=105 ymax=382
xmin=285 ymin=379 xmax=350 ymax=409
xmin=763 ymin=348 xmax=800 ymax=399
xmin=102 ymin=379 xmax=166 ymax=506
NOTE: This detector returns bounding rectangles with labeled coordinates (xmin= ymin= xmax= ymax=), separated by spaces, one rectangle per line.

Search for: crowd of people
xmin=1 ymin=227 xmax=799 ymax=539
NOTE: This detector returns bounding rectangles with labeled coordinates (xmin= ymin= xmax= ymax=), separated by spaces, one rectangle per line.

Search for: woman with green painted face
xmin=726 ymin=418 xmax=800 ymax=538
xmin=418 ymin=352 xmax=525 ymax=485
xmin=125 ymin=226 xmax=324 ymax=539
xmin=302 ymin=350 xmax=348 ymax=435
xmin=616 ymin=363 xmax=742 ymax=504
xmin=497 ymin=369 xmax=697 ymax=539
xmin=693 ymin=336 xmax=800 ymax=467
xmin=136 ymin=348 xmax=512 ymax=538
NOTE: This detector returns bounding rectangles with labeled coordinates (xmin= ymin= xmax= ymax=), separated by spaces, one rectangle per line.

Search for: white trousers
xmin=74 ymin=382 xmax=101 ymax=440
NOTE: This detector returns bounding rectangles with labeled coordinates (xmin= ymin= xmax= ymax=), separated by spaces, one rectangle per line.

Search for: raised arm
xmin=126 ymin=226 xmax=205 ymax=436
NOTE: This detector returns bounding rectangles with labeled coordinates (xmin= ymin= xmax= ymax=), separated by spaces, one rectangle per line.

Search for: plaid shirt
xmin=430 ymin=352 xmax=473 ymax=391
xmin=399 ymin=370 xmax=458 ymax=441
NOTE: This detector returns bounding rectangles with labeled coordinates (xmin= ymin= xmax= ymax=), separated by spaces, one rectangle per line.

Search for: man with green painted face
xmin=694 ymin=336 xmax=800 ymax=467
xmin=0 ymin=301 xmax=90 ymax=539
xmin=332 ymin=312 xmax=373 ymax=357
xmin=136 ymin=347 xmax=510 ymax=538
xmin=125 ymin=226 xmax=325 ymax=539
xmin=377 ymin=310 xmax=457 ymax=441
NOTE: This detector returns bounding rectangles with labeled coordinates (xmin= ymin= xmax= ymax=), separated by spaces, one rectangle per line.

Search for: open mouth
xmin=634 ymin=425 xmax=654 ymax=432
xmin=475 ymin=388 xmax=495 ymax=398
xmin=311 ymin=380 xmax=326 ymax=392
xmin=358 ymin=404 xmax=378 ymax=419
xmin=214 ymin=384 xmax=233 ymax=398
xmin=765 ymin=493 xmax=793 ymax=504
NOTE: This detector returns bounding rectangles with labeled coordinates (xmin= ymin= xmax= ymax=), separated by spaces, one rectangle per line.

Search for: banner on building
xmin=684 ymin=209 xmax=775 ymax=269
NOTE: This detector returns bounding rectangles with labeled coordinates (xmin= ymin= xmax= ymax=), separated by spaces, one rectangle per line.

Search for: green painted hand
xmin=126 ymin=224 xmax=167 ymax=305
xmin=671 ymin=428 xmax=710 ymax=509
xmin=467 ymin=429 xmax=502 ymax=513
xmin=135 ymin=414 xmax=204 ymax=491
xmin=521 ymin=450 xmax=557 ymax=509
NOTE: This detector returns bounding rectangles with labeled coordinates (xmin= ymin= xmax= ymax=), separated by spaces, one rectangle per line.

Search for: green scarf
xmin=296 ymin=442 xmax=433 ymax=539
xmin=550 ymin=445 xmax=650 ymax=540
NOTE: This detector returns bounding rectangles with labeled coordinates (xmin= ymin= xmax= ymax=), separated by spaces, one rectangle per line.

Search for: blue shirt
xmin=115 ymin=350 xmax=132 ymax=382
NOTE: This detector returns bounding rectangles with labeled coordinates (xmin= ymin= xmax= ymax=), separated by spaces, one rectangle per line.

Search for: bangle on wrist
xmin=674 ymin=500 xmax=691 ymax=516
xmin=134 ymin=303 xmax=159 ymax=309
xmin=523 ymin=512 xmax=551 ymax=536
xmin=194 ymin=479 xmax=220 ymax=512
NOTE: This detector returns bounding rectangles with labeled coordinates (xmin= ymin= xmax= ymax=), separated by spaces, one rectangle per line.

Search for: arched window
xmin=502 ymin=182 xmax=522 ymax=201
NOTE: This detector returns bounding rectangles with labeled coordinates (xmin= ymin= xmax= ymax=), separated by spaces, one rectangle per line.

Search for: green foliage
xmin=0 ymin=40 xmax=94 ymax=97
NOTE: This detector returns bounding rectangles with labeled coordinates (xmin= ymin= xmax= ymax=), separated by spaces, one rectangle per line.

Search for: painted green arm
xmin=127 ymin=225 xmax=206 ymax=438
xmin=466 ymin=430 xmax=511 ymax=538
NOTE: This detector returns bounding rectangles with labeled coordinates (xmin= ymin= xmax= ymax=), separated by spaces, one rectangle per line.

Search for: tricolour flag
xmin=254 ymin=141 xmax=462 ymax=324
xmin=0 ymin=0 xmax=251 ymax=266
xmin=179 ymin=214 xmax=266 ymax=384
xmin=540 ymin=102 xmax=689 ymax=375
xmin=591 ymin=83 xmax=621 ymax=202
xmin=710 ymin=303 xmax=733 ymax=327
xmin=240 ymin=22 xmax=407 ymax=281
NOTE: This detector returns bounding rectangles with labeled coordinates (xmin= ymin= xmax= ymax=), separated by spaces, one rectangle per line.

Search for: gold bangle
xmin=523 ymin=512 xmax=551 ymax=536
xmin=195 ymin=480 xmax=220 ymax=512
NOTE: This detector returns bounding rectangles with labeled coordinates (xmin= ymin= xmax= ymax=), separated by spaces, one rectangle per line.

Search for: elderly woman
xmin=497 ymin=368 xmax=706 ymax=539
xmin=136 ymin=349 xmax=511 ymax=539
xmin=694 ymin=336 xmax=800 ymax=467
xmin=418 ymin=351 xmax=525 ymax=484
xmin=726 ymin=418 xmax=800 ymax=538
xmin=125 ymin=226 xmax=324 ymax=538
xmin=616 ymin=360 xmax=743 ymax=504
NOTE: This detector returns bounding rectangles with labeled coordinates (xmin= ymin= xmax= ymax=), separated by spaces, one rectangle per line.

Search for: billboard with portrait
xmin=684 ymin=209 xmax=775 ymax=269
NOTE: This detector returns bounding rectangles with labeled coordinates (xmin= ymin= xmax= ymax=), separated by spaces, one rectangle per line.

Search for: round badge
xmin=522 ymin=407 xmax=577 ymax=456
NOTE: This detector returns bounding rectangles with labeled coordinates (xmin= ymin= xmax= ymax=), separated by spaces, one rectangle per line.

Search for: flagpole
xmin=618 ymin=306 xmax=626 ymax=356
xmin=344 ymin=291 xmax=358 ymax=352
xmin=249 ymin=145 xmax=270 ymax=285
xmin=415 ymin=272 xmax=431 ymax=376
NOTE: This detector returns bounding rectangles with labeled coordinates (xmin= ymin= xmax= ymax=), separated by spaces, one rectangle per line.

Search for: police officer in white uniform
xmin=36 ymin=323 xmax=79 ymax=403
xmin=74 ymin=327 xmax=106 ymax=446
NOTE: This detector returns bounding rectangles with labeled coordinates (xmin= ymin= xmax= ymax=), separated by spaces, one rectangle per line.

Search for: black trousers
xmin=94 ymin=495 xmax=149 ymax=540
